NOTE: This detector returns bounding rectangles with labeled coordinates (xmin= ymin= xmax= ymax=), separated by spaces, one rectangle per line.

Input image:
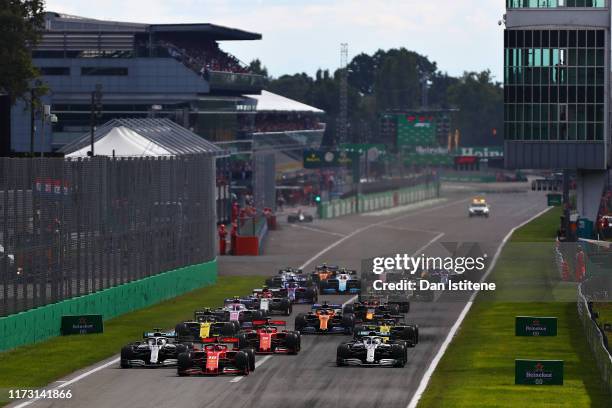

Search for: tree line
xmin=249 ymin=48 xmax=504 ymax=148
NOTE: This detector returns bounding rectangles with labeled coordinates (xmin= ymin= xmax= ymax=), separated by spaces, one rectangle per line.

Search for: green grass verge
xmin=0 ymin=275 xmax=264 ymax=404
xmin=418 ymin=207 xmax=611 ymax=407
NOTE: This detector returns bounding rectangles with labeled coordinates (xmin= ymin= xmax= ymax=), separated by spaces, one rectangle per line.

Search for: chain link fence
xmin=0 ymin=155 xmax=216 ymax=317
xmin=252 ymin=151 xmax=276 ymax=211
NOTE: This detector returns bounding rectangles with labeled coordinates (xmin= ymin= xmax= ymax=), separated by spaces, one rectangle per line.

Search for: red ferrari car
xmin=237 ymin=319 xmax=301 ymax=354
xmin=177 ymin=344 xmax=255 ymax=376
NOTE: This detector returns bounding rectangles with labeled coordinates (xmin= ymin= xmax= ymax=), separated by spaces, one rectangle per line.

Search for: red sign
xmin=455 ymin=156 xmax=479 ymax=165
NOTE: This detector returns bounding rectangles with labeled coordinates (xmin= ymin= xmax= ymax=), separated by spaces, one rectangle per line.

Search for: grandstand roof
xmin=60 ymin=118 xmax=224 ymax=157
xmin=245 ymin=91 xmax=324 ymax=114
xmin=44 ymin=11 xmax=261 ymax=40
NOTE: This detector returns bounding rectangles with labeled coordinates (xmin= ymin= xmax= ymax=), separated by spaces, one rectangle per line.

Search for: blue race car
xmin=320 ymin=269 xmax=361 ymax=294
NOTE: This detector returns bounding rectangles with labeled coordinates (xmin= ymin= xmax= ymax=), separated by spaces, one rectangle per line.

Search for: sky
xmin=46 ymin=0 xmax=506 ymax=81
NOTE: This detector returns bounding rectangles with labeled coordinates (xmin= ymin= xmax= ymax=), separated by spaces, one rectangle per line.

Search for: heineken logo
xmin=525 ymin=363 xmax=553 ymax=379
xmin=515 ymin=359 xmax=563 ymax=385
xmin=515 ymin=316 xmax=557 ymax=337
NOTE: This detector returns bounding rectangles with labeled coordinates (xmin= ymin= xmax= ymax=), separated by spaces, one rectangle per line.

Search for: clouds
xmin=46 ymin=0 xmax=505 ymax=80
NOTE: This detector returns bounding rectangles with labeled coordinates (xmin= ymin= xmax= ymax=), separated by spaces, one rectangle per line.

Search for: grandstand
xmin=7 ymin=11 xmax=266 ymax=153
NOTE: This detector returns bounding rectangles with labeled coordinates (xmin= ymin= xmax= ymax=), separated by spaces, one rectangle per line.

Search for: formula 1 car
xmin=177 ymin=344 xmax=255 ymax=376
xmin=310 ymin=264 xmax=339 ymax=286
xmin=354 ymin=319 xmax=419 ymax=347
xmin=237 ymin=319 xmax=301 ymax=354
xmin=174 ymin=318 xmax=240 ymax=343
xmin=121 ymin=331 xmax=188 ymax=368
xmin=344 ymin=299 xmax=401 ymax=323
xmin=320 ymin=268 xmax=360 ymax=294
xmin=217 ymin=297 xmax=268 ymax=325
xmin=294 ymin=302 xmax=355 ymax=334
xmin=336 ymin=336 xmax=408 ymax=367
xmin=266 ymin=268 xmax=318 ymax=303
xmin=250 ymin=287 xmax=293 ymax=316
xmin=287 ymin=210 xmax=313 ymax=223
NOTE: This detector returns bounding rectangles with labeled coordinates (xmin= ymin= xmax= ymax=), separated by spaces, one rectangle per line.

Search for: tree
xmin=447 ymin=71 xmax=503 ymax=147
xmin=248 ymin=58 xmax=269 ymax=78
xmin=0 ymin=0 xmax=45 ymax=104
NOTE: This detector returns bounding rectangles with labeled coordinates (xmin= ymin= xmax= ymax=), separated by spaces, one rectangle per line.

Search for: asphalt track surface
xmin=16 ymin=184 xmax=548 ymax=408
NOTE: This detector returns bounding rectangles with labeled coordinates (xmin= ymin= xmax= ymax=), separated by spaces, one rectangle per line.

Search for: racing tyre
xmin=391 ymin=344 xmax=406 ymax=367
xmin=243 ymin=347 xmax=256 ymax=372
xmin=230 ymin=320 xmax=241 ymax=332
xmin=234 ymin=351 xmax=250 ymax=375
xmin=238 ymin=333 xmax=251 ymax=350
xmin=221 ymin=322 xmax=236 ymax=336
xmin=285 ymin=332 xmax=300 ymax=354
xmin=342 ymin=313 xmax=355 ymax=335
xmin=174 ymin=323 xmax=191 ymax=338
xmin=120 ymin=346 xmax=133 ymax=368
xmin=280 ymin=298 xmax=292 ymax=316
xmin=399 ymin=302 xmax=410 ymax=314
xmin=387 ymin=303 xmax=400 ymax=315
xmin=253 ymin=310 xmax=267 ymax=320
xmin=177 ymin=352 xmax=193 ymax=376
xmin=175 ymin=343 xmax=189 ymax=355
xmin=336 ymin=344 xmax=351 ymax=366
xmin=294 ymin=313 xmax=307 ymax=332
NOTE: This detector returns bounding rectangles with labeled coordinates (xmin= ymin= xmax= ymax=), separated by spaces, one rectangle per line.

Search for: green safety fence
xmin=440 ymin=174 xmax=498 ymax=183
xmin=318 ymin=181 xmax=440 ymax=219
xmin=0 ymin=259 xmax=217 ymax=352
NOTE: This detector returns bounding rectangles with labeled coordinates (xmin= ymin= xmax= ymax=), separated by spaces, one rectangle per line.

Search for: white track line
xmin=230 ymin=355 xmax=274 ymax=383
xmin=12 ymin=357 xmax=120 ymax=408
xmin=406 ymin=206 xmax=553 ymax=408
xmin=299 ymin=198 xmax=467 ymax=271
xmin=289 ymin=224 xmax=348 ymax=238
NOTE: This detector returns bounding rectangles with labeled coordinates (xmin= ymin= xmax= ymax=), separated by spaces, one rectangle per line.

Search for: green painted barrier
xmin=317 ymin=181 xmax=440 ymax=220
xmin=0 ymin=259 xmax=217 ymax=352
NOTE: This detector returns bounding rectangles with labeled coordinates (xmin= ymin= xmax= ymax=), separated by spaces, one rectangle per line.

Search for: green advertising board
xmin=515 ymin=316 xmax=558 ymax=336
xmin=457 ymin=146 xmax=504 ymax=159
xmin=303 ymin=150 xmax=353 ymax=169
xmin=397 ymin=114 xmax=437 ymax=147
xmin=61 ymin=314 xmax=104 ymax=335
xmin=404 ymin=153 xmax=453 ymax=167
xmin=515 ymin=360 xmax=564 ymax=385
xmin=547 ymin=194 xmax=563 ymax=206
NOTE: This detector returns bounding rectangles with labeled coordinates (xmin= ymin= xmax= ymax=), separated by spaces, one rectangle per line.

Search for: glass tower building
xmin=504 ymin=0 xmax=610 ymax=169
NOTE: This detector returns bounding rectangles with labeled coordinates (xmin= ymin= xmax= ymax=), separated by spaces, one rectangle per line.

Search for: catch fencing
xmin=252 ymin=151 xmax=276 ymax=211
xmin=0 ymin=155 xmax=217 ymax=317
xmin=577 ymin=283 xmax=612 ymax=397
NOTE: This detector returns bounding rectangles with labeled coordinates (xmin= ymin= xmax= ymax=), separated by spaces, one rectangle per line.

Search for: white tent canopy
xmin=245 ymin=90 xmax=324 ymax=113
xmin=65 ymin=126 xmax=172 ymax=158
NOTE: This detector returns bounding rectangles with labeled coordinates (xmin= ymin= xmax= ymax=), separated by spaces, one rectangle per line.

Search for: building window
xmin=39 ymin=67 xmax=70 ymax=76
xmin=504 ymin=29 xmax=606 ymax=142
xmin=81 ymin=67 xmax=128 ymax=76
xmin=507 ymin=0 xmax=607 ymax=8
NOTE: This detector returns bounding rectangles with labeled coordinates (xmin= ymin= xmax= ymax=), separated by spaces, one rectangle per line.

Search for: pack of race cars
xmin=120 ymin=264 xmax=418 ymax=376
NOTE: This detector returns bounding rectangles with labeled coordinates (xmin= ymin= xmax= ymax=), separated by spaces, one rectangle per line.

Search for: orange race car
xmin=310 ymin=264 xmax=339 ymax=286
xmin=294 ymin=302 xmax=355 ymax=334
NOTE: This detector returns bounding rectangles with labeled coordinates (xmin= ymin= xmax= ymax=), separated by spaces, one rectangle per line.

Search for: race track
xmin=15 ymin=184 xmax=548 ymax=408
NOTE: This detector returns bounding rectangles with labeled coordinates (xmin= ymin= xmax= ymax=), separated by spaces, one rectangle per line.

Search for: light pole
xmin=89 ymin=84 xmax=103 ymax=156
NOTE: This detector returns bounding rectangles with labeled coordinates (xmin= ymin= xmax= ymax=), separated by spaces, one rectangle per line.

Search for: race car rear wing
xmin=312 ymin=303 xmax=342 ymax=310
xmin=252 ymin=319 xmax=287 ymax=327
xmin=143 ymin=329 xmax=177 ymax=338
